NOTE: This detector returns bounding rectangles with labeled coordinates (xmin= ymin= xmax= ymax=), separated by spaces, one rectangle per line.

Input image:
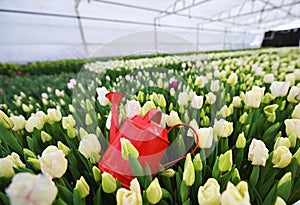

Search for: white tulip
xmin=210 ymin=80 xmax=220 ymax=92
xmin=292 ymin=103 xmax=300 ymax=119
xmin=232 ymin=96 xmax=242 ymax=108
xmin=178 ymin=91 xmax=189 ymax=106
xmin=39 ymin=145 xmax=68 ymax=178
xmin=287 ymin=86 xmax=300 ymax=103
xmin=206 ymin=92 xmax=216 ymax=105
xmin=6 ymin=173 xmax=58 ymax=205
xmin=263 ymin=74 xmax=275 ymax=84
xmin=284 ymin=119 xmax=300 ymax=139
xmin=166 ymin=111 xmax=181 ymax=127
xmin=248 ymin=138 xmax=269 ymax=166
xmin=10 ymin=115 xmax=26 ymax=131
xmin=79 ymin=134 xmax=101 ymax=163
xmin=213 ymin=119 xmax=233 ymax=138
xmin=125 ymin=100 xmax=141 ymax=118
xmin=96 ymin=86 xmax=110 ymax=106
xmin=285 ymin=73 xmax=295 ymax=86
xmin=244 ymin=88 xmax=264 ymax=108
xmin=25 ymin=113 xmax=45 ymax=133
xmin=191 ymin=95 xmax=204 ymax=109
xmin=227 ymin=73 xmax=238 ymax=85
xmin=270 ymin=81 xmax=290 ymax=98
xmin=187 ymin=119 xmax=199 ymax=138
xmin=198 ymin=178 xmax=221 ymax=205
xmin=197 ymin=127 xmax=213 ymax=148
xmin=47 ymin=108 xmax=62 ymax=123
xmin=221 ymin=181 xmax=250 ymax=205
xmin=116 ymin=178 xmax=142 ymax=205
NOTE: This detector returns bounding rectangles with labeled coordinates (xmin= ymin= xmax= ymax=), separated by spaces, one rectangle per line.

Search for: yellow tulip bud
xmin=41 ymin=131 xmax=52 ymax=143
xmin=218 ymin=150 xmax=233 ymax=172
xmin=92 ymin=166 xmax=101 ymax=183
xmin=236 ymin=132 xmax=246 ymax=148
xmin=0 ymin=110 xmax=14 ymax=129
xmin=146 ymin=178 xmax=162 ymax=204
xmin=75 ymin=176 xmax=90 ymax=198
xmin=57 ymin=141 xmax=70 ymax=156
xmin=272 ymin=146 xmax=292 ymax=168
xmin=120 ymin=138 xmax=139 ymax=160
xmin=102 ymin=172 xmax=117 ymax=193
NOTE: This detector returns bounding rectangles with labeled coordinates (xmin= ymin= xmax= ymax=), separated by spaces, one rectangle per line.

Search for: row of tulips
xmin=0 ymin=47 xmax=300 ymax=205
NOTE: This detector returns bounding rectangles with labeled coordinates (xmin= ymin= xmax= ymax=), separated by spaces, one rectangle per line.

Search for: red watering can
xmin=98 ymin=92 xmax=199 ymax=188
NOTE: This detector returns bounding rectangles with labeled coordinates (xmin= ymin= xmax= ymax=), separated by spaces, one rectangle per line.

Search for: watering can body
xmin=98 ymin=107 xmax=169 ymax=188
xmin=98 ymin=92 xmax=198 ymax=188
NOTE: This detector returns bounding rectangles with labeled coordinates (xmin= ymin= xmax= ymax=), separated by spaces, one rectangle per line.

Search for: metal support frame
xmin=75 ymin=0 xmax=89 ymax=57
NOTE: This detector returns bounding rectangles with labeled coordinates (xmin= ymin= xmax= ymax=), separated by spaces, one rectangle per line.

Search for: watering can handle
xmin=162 ymin=123 xmax=199 ymax=167
xmin=143 ymin=108 xmax=162 ymax=124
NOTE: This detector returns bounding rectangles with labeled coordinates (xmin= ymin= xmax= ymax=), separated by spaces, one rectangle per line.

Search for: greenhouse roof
xmin=0 ymin=0 xmax=299 ymax=62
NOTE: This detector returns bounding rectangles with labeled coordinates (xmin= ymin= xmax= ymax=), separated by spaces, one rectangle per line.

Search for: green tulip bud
xmin=272 ymin=146 xmax=292 ymax=168
xmin=75 ymin=176 xmax=90 ymax=198
xmin=137 ymin=91 xmax=144 ymax=103
xmin=69 ymin=104 xmax=76 ymax=113
xmin=27 ymin=157 xmax=41 ymax=170
xmin=62 ymin=115 xmax=76 ymax=129
xmin=274 ymin=137 xmax=290 ymax=150
xmin=277 ymin=172 xmax=292 ymax=201
xmin=41 ymin=131 xmax=52 ymax=143
xmin=79 ymin=127 xmax=89 ymax=139
xmin=102 ymin=172 xmax=117 ymax=193
xmin=67 ymin=127 xmax=78 ymax=139
xmin=232 ymin=168 xmax=241 ymax=184
xmin=92 ymin=166 xmax=101 ymax=183
xmin=280 ymin=100 xmax=287 ymax=111
xmin=168 ymin=103 xmax=173 ymax=112
xmin=236 ymin=132 xmax=246 ymax=148
xmin=183 ymin=153 xmax=195 ymax=186
xmin=23 ymin=148 xmax=36 ymax=159
xmin=193 ymin=153 xmax=203 ymax=171
xmin=86 ymin=99 xmax=94 ymax=112
xmin=160 ymin=169 xmax=175 ymax=178
xmin=151 ymin=93 xmax=159 ymax=105
xmin=157 ymin=94 xmax=166 ymax=108
xmin=120 ymin=138 xmax=139 ymax=160
xmin=261 ymin=93 xmax=275 ymax=104
xmin=141 ymin=101 xmax=156 ymax=116
xmin=0 ymin=110 xmax=14 ymax=129
xmin=288 ymin=133 xmax=297 ymax=148
xmin=85 ymin=114 xmax=93 ymax=126
xmin=293 ymin=147 xmax=300 ymax=166
xmin=274 ymin=197 xmax=286 ymax=205
xmin=146 ymin=178 xmax=162 ymax=204
xmin=218 ymin=150 xmax=233 ymax=172
xmin=239 ymin=112 xmax=248 ymax=124
xmin=57 ymin=141 xmax=70 ymax=156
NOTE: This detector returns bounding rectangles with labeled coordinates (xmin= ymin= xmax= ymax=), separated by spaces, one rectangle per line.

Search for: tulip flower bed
xmin=1 ymin=47 xmax=300 ymax=205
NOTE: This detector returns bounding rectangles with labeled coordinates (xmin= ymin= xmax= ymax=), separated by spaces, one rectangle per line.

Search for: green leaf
xmin=128 ymin=154 xmax=145 ymax=187
xmin=249 ymin=166 xmax=260 ymax=187
xmin=0 ymin=192 xmax=10 ymax=205
xmin=94 ymin=185 xmax=102 ymax=205
xmin=53 ymin=198 xmax=68 ymax=205
xmin=182 ymin=198 xmax=190 ymax=205
xmin=57 ymin=185 xmax=73 ymax=205
xmin=212 ymin=157 xmax=220 ymax=179
xmin=73 ymin=189 xmax=85 ymax=205
xmin=13 ymin=166 xmax=35 ymax=174
xmin=263 ymin=182 xmax=277 ymax=205
xmin=144 ymin=163 xmax=152 ymax=188
xmin=180 ymin=181 xmax=189 ymax=203
xmin=161 ymin=188 xmax=174 ymax=204
xmin=0 ymin=125 xmax=23 ymax=155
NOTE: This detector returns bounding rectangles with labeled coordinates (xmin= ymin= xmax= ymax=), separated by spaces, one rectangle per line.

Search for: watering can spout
xmin=106 ymin=92 xmax=124 ymax=144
